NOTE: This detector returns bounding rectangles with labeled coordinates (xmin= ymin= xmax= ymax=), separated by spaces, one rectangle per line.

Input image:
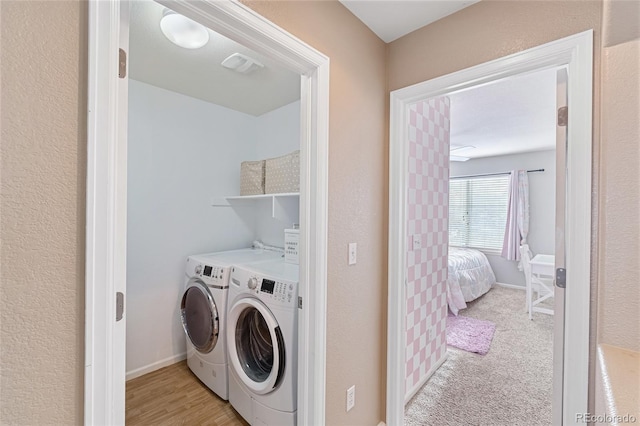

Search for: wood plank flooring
xmin=126 ymin=361 xmax=248 ymax=426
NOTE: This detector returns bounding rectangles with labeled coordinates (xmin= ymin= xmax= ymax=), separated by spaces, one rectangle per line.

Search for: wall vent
xmin=221 ymin=53 xmax=264 ymax=74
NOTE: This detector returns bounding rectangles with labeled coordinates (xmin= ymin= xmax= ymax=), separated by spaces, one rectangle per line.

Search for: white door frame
xmin=387 ymin=30 xmax=593 ymax=425
xmin=86 ymin=1 xmax=329 ymax=424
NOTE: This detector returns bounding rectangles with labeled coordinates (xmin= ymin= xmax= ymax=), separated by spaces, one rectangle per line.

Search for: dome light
xmin=160 ymin=9 xmax=209 ymax=49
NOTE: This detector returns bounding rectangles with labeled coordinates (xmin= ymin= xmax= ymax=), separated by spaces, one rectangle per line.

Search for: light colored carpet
xmin=405 ymin=286 xmax=554 ymax=426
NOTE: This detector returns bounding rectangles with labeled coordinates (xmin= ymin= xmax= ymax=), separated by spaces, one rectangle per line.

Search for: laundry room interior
xmin=125 ymin=1 xmax=302 ymax=424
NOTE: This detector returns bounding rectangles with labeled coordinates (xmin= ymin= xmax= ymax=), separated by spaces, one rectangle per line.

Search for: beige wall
xmin=241 ymin=2 xmax=389 ymax=424
xmin=388 ymin=1 xmax=602 ymax=91
xmin=597 ymin=0 xmax=640 ymax=352
xmin=2 ymin=0 xmax=638 ymax=424
xmin=0 ymin=1 xmax=86 ymax=425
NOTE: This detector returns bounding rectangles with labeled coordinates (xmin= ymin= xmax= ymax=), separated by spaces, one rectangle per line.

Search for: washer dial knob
xmin=248 ymin=277 xmax=258 ymax=290
xmin=194 ymin=264 xmax=203 ymax=275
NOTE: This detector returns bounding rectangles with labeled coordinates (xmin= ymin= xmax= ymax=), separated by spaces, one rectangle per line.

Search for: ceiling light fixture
xmin=160 ymin=9 xmax=209 ymax=49
xmin=450 ymin=145 xmax=473 ymax=161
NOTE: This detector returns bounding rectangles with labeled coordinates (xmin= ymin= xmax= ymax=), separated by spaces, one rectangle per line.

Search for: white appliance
xmin=181 ymin=249 xmax=283 ymax=400
xmin=227 ymin=260 xmax=299 ymax=425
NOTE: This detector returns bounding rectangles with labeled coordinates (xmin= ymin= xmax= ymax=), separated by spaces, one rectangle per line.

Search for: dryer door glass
xmin=181 ymin=281 xmax=219 ymax=354
xmin=235 ymin=307 xmax=284 ymax=384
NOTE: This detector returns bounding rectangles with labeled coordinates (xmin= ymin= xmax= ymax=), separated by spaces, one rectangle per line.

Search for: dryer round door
xmin=181 ymin=278 xmax=219 ymax=354
xmin=227 ymin=297 xmax=285 ymax=395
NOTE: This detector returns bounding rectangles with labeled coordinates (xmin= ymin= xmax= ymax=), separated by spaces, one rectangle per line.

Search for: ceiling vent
xmin=221 ymin=53 xmax=264 ymax=74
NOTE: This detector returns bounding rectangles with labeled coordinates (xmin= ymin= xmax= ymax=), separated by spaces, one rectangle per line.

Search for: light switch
xmin=412 ymin=234 xmax=422 ymax=250
xmin=348 ymin=243 xmax=357 ymax=265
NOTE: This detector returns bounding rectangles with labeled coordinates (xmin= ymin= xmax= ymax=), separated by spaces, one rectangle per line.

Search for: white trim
xmin=126 ymin=353 xmax=187 ymax=381
xmin=86 ymin=1 xmax=128 ymax=424
xmin=562 ymin=29 xmax=593 ymax=424
xmin=386 ymin=89 xmax=409 ymax=424
xmin=404 ymin=352 xmax=448 ymax=404
xmin=86 ymin=1 xmax=329 ymax=425
xmin=388 ymin=30 xmax=593 ymax=426
xmin=494 ymin=282 xmax=526 ymax=291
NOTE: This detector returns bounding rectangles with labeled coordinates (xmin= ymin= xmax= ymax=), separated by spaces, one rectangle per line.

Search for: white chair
xmin=520 ymin=244 xmax=554 ymax=320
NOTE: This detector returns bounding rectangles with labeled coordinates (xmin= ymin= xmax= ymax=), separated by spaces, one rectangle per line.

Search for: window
xmin=449 ymin=175 xmax=510 ymax=251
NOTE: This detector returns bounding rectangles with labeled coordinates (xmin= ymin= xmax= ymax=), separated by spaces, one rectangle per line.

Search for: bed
xmin=447 ymin=247 xmax=496 ymax=315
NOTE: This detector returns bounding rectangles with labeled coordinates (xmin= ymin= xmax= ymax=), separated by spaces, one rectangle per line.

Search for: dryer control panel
xmin=186 ymin=258 xmax=227 ymax=288
xmin=259 ymin=278 xmax=295 ymax=305
xmin=200 ymin=264 xmax=227 ymax=288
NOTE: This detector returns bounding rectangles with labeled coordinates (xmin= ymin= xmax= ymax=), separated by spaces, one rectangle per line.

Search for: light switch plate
xmin=346 ymin=385 xmax=355 ymax=411
xmin=412 ymin=234 xmax=422 ymax=250
xmin=348 ymin=243 xmax=357 ymax=265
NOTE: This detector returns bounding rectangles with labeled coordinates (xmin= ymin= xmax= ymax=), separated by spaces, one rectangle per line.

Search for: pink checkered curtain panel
xmin=501 ymin=170 xmax=529 ymax=262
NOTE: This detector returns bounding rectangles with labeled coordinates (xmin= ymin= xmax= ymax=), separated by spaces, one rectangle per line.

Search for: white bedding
xmin=447 ymin=247 xmax=496 ymax=315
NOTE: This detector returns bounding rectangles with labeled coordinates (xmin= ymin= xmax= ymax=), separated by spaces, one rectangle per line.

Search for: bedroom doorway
xmin=403 ymin=69 xmax=561 ymax=425
xmin=387 ymin=31 xmax=593 ymax=426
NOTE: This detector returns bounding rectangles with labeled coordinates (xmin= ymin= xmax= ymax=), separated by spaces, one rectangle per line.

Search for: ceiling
xmin=447 ymin=68 xmax=558 ymax=159
xmin=129 ymin=0 xmax=300 ymax=116
xmin=339 ymin=0 xmax=480 ymax=42
xmin=130 ymin=1 xmax=555 ymax=157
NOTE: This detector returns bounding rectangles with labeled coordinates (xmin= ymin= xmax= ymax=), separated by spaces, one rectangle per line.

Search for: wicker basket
xmin=265 ymin=150 xmax=300 ymax=194
xmin=240 ymin=160 xmax=265 ymax=196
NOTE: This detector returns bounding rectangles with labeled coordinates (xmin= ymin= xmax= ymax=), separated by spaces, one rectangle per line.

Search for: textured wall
xmin=388 ymin=1 xmax=603 ymax=92
xmin=597 ymin=0 xmax=640 ymax=352
xmin=0 ymin=1 xmax=85 ymax=424
xmin=241 ymin=2 xmax=388 ymax=424
xmin=4 ymin=0 xmax=638 ymax=424
xmin=405 ymin=98 xmax=450 ymax=397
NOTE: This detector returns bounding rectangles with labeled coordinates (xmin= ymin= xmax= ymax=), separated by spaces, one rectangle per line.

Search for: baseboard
xmin=377 ymin=422 xmax=386 ymax=426
xmin=126 ymin=352 xmax=187 ymax=381
xmin=404 ymin=351 xmax=449 ymax=404
xmin=494 ymin=282 xmax=525 ymax=290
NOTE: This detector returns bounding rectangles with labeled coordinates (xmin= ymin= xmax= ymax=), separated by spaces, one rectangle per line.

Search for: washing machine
xmin=226 ymin=260 xmax=299 ymax=425
xmin=181 ymin=248 xmax=283 ymax=400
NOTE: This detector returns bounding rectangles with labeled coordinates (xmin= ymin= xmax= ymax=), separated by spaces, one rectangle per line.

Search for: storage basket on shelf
xmin=265 ymin=150 xmax=300 ymax=194
xmin=240 ymin=159 xmax=265 ymax=196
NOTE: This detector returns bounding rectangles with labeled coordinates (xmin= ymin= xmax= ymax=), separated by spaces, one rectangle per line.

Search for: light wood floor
xmin=126 ymin=361 xmax=248 ymax=426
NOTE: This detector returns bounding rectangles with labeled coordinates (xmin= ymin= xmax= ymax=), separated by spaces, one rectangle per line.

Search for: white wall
xmin=126 ymin=80 xmax=299 ymax=377
xmin=253 ymin=100 xmax=301 ymax=246
xmin=450 ymin=149 xmax=556 ymax=286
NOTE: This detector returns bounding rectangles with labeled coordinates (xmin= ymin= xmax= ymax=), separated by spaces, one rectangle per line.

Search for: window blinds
xmin=449 ymin=175 xmax=510 ymax=251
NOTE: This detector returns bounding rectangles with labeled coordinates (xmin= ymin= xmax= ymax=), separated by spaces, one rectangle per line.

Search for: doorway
xmin=387 ymin=31 xmax=593 ymax=425
xmin=85 ymin=1 xmax=329 ymax=424
xmin=404 ymin=69 xmax=560 ymax=425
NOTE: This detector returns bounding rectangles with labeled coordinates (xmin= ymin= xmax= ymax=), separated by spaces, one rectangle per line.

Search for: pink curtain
xmin=501 ymin=170 xmax=529 ymax=262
